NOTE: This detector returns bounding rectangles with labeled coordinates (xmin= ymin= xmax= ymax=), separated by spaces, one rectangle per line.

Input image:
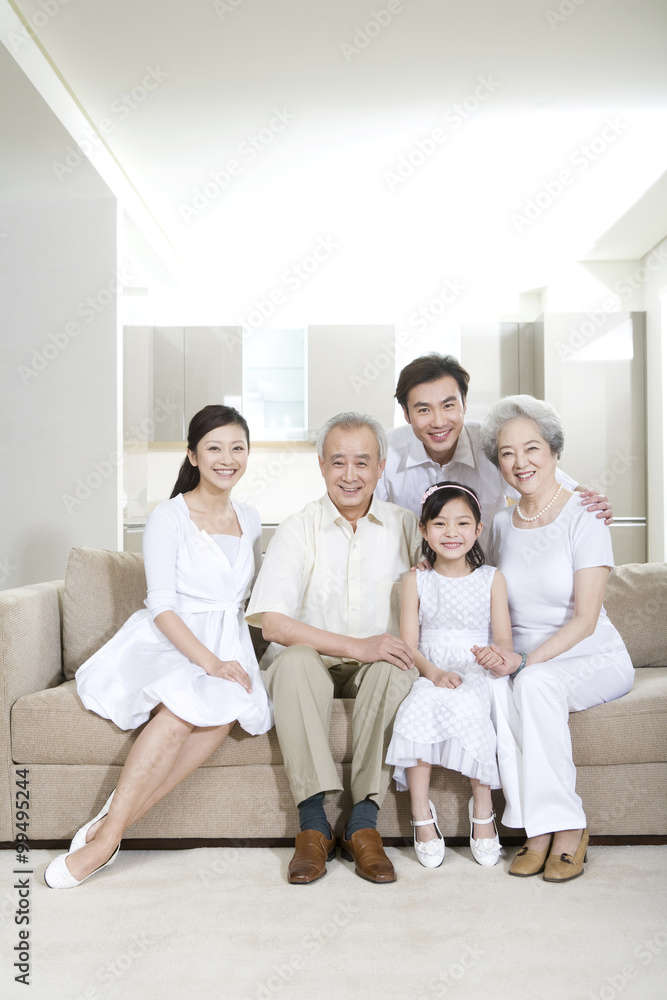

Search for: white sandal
xmin=411 ymin=799 xmax=445 ymax=868
xmin=468 ymin=796 xmax=501 ymax=867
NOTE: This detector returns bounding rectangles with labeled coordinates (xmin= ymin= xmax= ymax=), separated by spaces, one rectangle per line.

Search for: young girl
xmin=385 ymin=480 xmax=513 ymax=868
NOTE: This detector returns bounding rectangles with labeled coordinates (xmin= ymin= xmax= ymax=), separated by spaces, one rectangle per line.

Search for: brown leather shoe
xmin=340 ymin=829 xmax=396 ymax=883
xmin=543 ymin=830 xmax=589 ymax=883
xmin=508 ymin=836 xmax=553 ymax=877
xmin=288 ymin=829 xmax=336 ymax=885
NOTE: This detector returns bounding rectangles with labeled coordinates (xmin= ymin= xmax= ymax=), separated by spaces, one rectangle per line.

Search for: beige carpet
xmin=1 ymin=844 xmax=666 ymax=1000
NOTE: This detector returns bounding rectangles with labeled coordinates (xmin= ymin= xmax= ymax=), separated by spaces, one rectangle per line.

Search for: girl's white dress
xmin=76 ymin=494 xmax=273 ymax=735
xmin=386 ymin=563 xmax=500 ymax=790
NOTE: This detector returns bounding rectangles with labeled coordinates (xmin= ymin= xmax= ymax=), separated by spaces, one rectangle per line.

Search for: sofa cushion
xmin=61 ymin=546 xmax=270 ymax=679
xmin=11 ymin=680 xmax=352 ymax=767
xmin=62 ymin=547 xmax=146 ymax=680
xmin=567 ymin=667 xmax=667 ymax=765
xmin=604 ymin=562 xmax=667 ymax=668
xmin=12 ymin=670 xmax=666 ymax=769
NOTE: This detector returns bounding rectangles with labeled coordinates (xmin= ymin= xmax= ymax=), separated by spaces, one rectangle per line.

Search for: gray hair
xmin=480 ymin=394 xmax=564 ymax=467
xmin=316 ymin=412 xmax=388 ymax=462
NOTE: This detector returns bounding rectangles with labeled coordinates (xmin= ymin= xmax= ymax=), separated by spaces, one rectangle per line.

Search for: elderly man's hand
xmin=579 ymin=488 xmax=613 ymax=525
xmin=353 ymin=633 xmax=415 ymax=671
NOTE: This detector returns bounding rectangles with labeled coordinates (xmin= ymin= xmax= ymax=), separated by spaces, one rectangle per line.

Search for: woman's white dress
xmin=76 ymin=494 xmax=273 ymax=735
xmin=386 ymin=563 xmax=500 ymax=791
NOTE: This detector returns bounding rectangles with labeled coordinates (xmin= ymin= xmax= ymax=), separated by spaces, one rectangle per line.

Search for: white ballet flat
xmin=468 ymin=796 xmax=501 ymax=867
xmin=44 ymin=843 xmax=120 ymax=889
xmin=411 ymin=799 xmax=445 ymax=868
xmin=69 ymin=789 xmax=116 ymax=853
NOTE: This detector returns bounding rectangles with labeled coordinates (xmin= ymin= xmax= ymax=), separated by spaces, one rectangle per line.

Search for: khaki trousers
xmin=264 ymin=644 xmax=418 ymax=807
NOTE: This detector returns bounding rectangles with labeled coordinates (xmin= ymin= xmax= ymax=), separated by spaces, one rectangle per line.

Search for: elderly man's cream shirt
xmin=246 ymin=493 xmax=422 ymax=668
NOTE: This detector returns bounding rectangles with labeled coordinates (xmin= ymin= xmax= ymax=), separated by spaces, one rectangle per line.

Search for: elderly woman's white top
xmin=490 ymin=492 xmax=622 ymax=657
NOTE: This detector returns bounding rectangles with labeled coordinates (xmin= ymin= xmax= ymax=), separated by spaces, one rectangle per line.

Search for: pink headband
xmin=420 ymin=483 xmax=482 ymax=514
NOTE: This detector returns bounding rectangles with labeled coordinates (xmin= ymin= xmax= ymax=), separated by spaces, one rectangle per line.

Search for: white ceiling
xmin=2 ymin=0 xmax=667 ymax=318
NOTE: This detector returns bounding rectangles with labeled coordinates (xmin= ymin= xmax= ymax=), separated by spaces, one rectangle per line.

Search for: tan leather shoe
xmin=508 ymin=836 xmax=553 ymax=877
xmin=288 ymin=829 xmax=336 ymax=884
xmin=340 ymin=829 xmax=396 ymax=883
xmin=543 ymin=830 xmax=589 ymax=883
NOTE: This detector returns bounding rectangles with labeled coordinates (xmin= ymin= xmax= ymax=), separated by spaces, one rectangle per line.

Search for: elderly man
xmin=246 ymin=412 xmax=421 ymax=884
xmin=376 ymin=353 xmax=611 ymax=546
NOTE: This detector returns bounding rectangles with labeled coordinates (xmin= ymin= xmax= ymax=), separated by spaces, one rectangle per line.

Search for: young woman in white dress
xmin=45 ymin=405 xmax=272 ymax=888
xmin=385 ymin=481 xmax=513 ymax=868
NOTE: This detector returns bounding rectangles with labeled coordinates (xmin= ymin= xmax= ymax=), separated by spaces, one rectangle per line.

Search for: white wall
xmin=641 ymin=238 xmax=667 ymax=561
xmin=0 ymin=197 xmax=121 ymax=587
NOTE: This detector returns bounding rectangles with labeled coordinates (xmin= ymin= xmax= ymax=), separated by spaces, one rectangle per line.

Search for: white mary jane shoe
xmin=468 ymin=796 xmax=501 ymax=867
xmin=411 ymin=799 xmax=445 ymax=868
xmin=45 ymin=844 xmax=120 ymax=889
xmin=69 ymin=788 xmax=116 ymax=853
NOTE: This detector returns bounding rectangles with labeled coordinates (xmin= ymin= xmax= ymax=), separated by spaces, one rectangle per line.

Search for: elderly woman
xmin=472 ymin=395 xmax=633 ymax=883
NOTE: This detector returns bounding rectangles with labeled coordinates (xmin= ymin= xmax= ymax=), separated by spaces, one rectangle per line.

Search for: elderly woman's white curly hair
xmin=480 ymin=394 xmax=564 ymax=467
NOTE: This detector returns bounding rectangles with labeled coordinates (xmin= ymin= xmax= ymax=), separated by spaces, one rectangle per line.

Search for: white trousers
xmin=490 ymin=638 xmax=634 ymax=837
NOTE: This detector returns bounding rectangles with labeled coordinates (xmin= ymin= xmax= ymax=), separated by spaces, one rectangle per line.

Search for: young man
xmin=376 ymin=353 xmax=611 ymax=547
xmin=246 ymin=413 xmax=421 ymax=885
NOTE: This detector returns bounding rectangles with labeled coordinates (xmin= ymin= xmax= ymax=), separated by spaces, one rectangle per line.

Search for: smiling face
xmin=403 ymin=375 xmax=467 ymax=464
xmin=420 ymin=496 xmax=482 ymax=568
xmin=318 ymin=424 xmax=385 ymax=524
xmin=496 ymin=417 xmax=558 ymax=499
xmin=187 ymin=423 xmax=249 ymax=493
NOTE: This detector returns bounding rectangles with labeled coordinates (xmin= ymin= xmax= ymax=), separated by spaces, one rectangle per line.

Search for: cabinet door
xmin=153 ymin=327 xmax=185 ymax=442
xmin=123 ymin=326 xmax=153 ymax=441
xmin=461 ymin=323 xmax=522 ymax=422
xmin=307 ymin=325 xmax=396 ymax=431
xmin=184 ymin=327 xmax=243 ymax=425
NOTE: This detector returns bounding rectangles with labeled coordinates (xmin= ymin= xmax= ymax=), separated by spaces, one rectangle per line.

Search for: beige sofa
xmin=1 ymin=547 xmax=666 ymax=844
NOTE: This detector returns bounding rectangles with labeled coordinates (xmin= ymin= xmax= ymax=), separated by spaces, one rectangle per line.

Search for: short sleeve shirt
xmin=246 ymin=493 xmax=422 ymax=666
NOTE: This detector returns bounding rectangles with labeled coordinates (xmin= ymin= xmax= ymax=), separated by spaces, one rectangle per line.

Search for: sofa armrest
xmin=0 ymin=581 xmax=64 ymax=839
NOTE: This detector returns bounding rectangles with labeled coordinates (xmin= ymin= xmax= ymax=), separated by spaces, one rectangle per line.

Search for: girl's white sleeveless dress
xmin=386 ymin=564 xmax=500 ymax=790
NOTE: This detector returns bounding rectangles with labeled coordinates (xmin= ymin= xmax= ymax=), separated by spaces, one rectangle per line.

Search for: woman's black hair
xmin=170 ymin=405 xmax=250 ymax=499
xmin=420 ymin=480 xmax=486 ymax=571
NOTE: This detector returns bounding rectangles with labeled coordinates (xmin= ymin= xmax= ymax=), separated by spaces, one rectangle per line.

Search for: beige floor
xmin=1 ymin=844 xmax=666 ymax=1000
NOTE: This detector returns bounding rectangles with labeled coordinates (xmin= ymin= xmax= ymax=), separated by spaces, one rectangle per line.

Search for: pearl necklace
xmin=515 ymin=483 xmax=563 ymax=522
